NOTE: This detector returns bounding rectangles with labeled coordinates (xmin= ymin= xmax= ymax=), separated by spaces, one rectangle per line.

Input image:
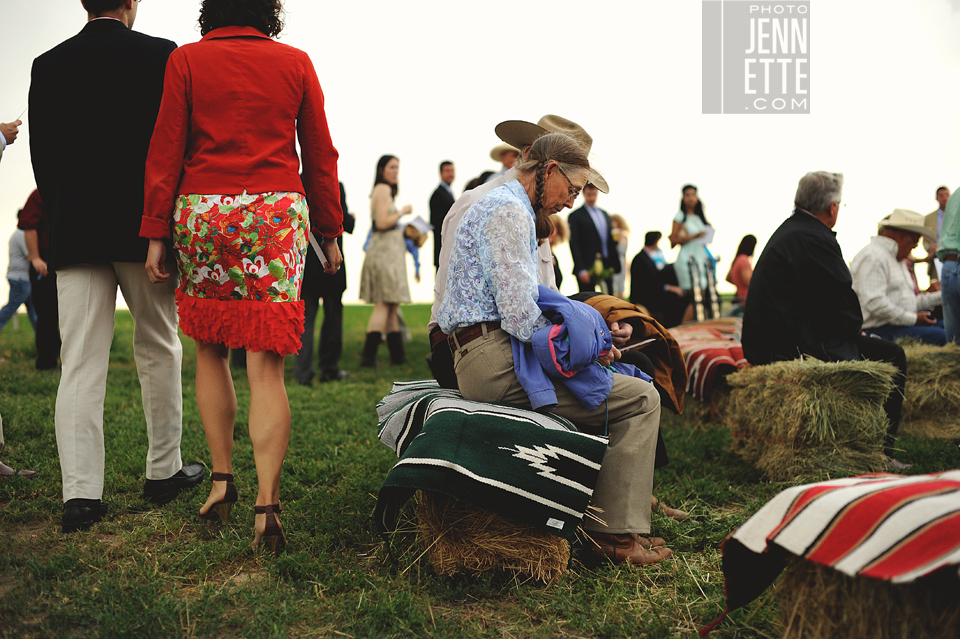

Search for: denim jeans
xmin=866 ymin=321 xmax=946 ymax=346
xmin=0 ymin=278 xmax=37 ymax=331
xmin=942 ymin=259 xmax=960 ymax=345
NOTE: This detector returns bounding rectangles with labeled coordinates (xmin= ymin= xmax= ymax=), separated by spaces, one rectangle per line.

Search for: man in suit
xmin=923 ymin=185 xmax=951 ymax=284
xmin=568 ymin=184 xmax=621 ymax=293
xmin=630 ymin=231 xmax=686 ymax=328
xmin=30 ymin=0 xmax=204 ymax=533
xmin=429 ymin=161 xmax=456 ymax=270
xmin=295 ymin=182 xmax=356 ymax=385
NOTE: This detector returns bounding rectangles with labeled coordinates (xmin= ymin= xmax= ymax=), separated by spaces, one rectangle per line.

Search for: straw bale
xmin=414 ymin=491 xmax=570 ymax=584
xmin=724 ymin=358 xmax=895 ymax=482
xmin=776 ymin=558 xmax=960 ymax=639
xmin=684 ymin=379 xmax=731 ymax=427
xmin=900 ymin=342 xmax=960 ymax=439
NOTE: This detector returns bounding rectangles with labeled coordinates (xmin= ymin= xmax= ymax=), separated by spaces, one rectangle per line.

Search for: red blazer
xmin=140 ymin=26 xmax=342 ymax=240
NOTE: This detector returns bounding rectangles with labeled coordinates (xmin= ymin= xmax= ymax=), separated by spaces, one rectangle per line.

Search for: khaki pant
xmin=452 ymin=327 xmax=660 ymax=534
xmin=56 ymin=263 xmax=184 ymax=502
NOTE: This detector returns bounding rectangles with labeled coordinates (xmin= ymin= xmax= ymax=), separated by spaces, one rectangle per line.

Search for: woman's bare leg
xmin=246 ymin=350 xmax=290 ymax=538
xmin=195 ymin=340 xmax=236 ymax=515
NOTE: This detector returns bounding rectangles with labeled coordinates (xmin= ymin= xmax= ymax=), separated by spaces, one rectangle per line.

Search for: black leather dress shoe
xmin=62 ymin=498 xmax=108 ymax=533
xmin=142 ymin=463 xmax=206 ymax=505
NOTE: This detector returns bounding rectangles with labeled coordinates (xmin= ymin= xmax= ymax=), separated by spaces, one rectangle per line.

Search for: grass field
xmin=1 ymin=305 xmax=957 ymax=638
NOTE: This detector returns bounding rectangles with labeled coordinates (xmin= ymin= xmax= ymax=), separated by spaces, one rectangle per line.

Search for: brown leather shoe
xmin=584 ymin=532 xmax=673 ymax=566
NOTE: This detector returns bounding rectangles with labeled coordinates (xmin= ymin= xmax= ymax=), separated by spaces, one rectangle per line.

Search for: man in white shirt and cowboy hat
xmin=851 ymin=208 xmax=944 ymax=345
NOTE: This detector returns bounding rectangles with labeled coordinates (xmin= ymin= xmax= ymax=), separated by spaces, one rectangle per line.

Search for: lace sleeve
xmin=480 ymin=203 xmax=551 ymax=342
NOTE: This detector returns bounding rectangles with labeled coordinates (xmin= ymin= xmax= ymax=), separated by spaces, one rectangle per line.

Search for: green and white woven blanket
xmin=375 ymin=381 xmax=608 ymax=540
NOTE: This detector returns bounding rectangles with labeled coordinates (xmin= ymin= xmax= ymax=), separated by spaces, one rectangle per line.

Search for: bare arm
xmin=668 ymin=220 xmax=704 ymax=247
xmin=372 ymin=185 xmax=401 ymax=231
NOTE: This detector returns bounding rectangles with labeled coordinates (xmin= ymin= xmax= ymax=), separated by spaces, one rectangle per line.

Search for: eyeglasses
xmin=556 ymin=165 xmax=584 ymax=201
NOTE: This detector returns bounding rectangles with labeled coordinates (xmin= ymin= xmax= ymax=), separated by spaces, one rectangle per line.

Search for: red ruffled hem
xmin=176 ymin=291 xmax=304 ymax=356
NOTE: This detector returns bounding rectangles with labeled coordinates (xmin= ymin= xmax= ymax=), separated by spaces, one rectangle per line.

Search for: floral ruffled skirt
xmin=172 ymin=191 xmax=308 ymax=356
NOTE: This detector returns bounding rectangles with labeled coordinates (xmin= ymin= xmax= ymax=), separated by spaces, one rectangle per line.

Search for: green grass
xmin=1 ymin=305 xmax=957 ymax=638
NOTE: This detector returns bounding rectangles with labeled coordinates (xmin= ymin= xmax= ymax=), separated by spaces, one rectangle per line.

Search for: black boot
xmin=386 ymin=331 xmax=406 ymax=365
xmin=361 ymin=332 xmax=381 ymax=368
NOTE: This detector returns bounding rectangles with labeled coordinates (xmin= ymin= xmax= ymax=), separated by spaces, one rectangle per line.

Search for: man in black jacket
xmin=742 ymin=171 xmax=909 ymax=468
xmin=630 ymin=231 xmax=686 ymax=328
xmin=429 ymin=161 xmax=455 ymax=270
xmin=30 ymin=0 xmax=204 ymax=533
xmin=568 ymin=184 xmax=620 ymax=292
xmin=296 ymin=182 xmax=355 ymax=384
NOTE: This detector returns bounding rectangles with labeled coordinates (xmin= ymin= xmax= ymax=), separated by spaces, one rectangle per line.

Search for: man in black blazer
xmin=630 ymin=231 xmax=687 ymax=328
xmin=568 ymin=184 xmax=621 ymax=292
xmin=430 ymin=161 xmax=456 ymax=270
xmin=295 ymin=182 xmax=356 ymax=384
xmin=30 ymin=0 xmax=203 ymax=533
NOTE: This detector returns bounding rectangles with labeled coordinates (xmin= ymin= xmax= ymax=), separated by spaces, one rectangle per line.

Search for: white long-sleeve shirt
xmin=850 ymin=235 xmax=941 ymax=328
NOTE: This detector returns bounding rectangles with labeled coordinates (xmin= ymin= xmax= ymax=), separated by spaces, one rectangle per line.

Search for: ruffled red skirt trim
xmin=176 ymin=290 xmax=305 ymax=356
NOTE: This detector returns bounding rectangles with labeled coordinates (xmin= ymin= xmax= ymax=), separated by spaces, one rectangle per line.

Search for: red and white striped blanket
xmin=701 ymin=471 xmax=960 ymax=636
xmin=669 ymin=318 xmax=748 ymax=402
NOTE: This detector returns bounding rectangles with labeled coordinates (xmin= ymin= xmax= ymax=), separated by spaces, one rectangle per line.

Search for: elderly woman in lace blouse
xmin=437 ymin=132 xmax=672 ymax=566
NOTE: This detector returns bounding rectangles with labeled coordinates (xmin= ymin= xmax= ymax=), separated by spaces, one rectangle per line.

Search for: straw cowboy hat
xmin=494 ymin=114 xmax=609 ymax=193
xmin=490 ymin=142 xmax=519 ymax=163
xmin=878 ymin=209 xmax=937 ymax=242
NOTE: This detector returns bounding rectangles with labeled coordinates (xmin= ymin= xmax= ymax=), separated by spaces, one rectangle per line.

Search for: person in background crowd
xmin=851 ymin=209 xmax=944 ymax=346
xmin=569 ymin=183 xmax=620 ymax=293
xmin=548 ymin=214 xmax=569 ymax=289
xmin=0 ymin=413 xmax=38 ymax=480
xmin=485 ymin=142 xmax=519 ymax=183
xmin=31 ymin=0 xmax=206 ymax=533
xmin=295 ymin=182 xmax=355 ymax=385
xmin=922 ymin=185 xmax=950 ymax=285
xmin=610 ymin=214 xmax=630 ymax=299
xmin=725 ymin=234 xmax=756 ymax=316
xmin=430 ymin=161 xmax=455 ymax=271
xmin=16 ymin=190 xmax=59 ymax=370
xmin=669 ymin=184 xmax=714 ymax=321
xmin=0 ymin=216 xmax=38 ymax=333
xmin=630 ymin=231 xmax=686 ymax=328
xmin=141 ymin=0 xmax=343 ymax=552
xmin=0 ymin=119 xmax=22 ymax=163
xmin=359 ymin=155 xmax=412 ymax=367
xmin=937 ymin=187 xmax=960 ymax=344
xmin=742 ymin=171 xmax=911 ymax=470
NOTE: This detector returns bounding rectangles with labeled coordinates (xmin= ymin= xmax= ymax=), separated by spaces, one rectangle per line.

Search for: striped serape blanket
xmin=669 ymin=318 xmax=747 ymax=402
xmin=374 ymin=380 xmax=607 ymax=541
xmin=701 ymin=470 xmax=960 ymax=636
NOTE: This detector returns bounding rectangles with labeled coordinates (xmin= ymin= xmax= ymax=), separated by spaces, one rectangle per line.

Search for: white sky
xmin=1 ymin=0 xmax=959 ymax=308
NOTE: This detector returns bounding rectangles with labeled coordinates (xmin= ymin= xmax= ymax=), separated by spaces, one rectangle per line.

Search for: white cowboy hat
xmin=494 ymin=114 xmax=609 ymax=193
xmin=490 ymin=142 xmax=519 ymax=163
xmin=878 ymin=208 xmax=937 ymax=242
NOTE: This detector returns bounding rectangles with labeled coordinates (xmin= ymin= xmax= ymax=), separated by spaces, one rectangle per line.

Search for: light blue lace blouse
xmin=437 ymin=180 xmax=552 ymax=342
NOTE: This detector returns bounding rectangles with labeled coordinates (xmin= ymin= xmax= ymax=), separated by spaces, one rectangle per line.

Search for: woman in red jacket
xmin=141 ymin=0 xmax=343 ymax=554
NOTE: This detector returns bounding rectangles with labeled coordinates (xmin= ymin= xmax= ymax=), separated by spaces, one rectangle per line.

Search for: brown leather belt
xmin=429 ymin=326 xmax=448 ymax=351
xmin=943 ymin=254 xmax=959 ymax=262
xmin=448 ymin=322 xmax=501 ymax=350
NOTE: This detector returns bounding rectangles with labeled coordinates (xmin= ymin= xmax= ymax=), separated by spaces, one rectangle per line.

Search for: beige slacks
xmin=56 ymin=262 xmax=183 ymax=501
xmin=452 ymin=327 xmax=660 ymax=534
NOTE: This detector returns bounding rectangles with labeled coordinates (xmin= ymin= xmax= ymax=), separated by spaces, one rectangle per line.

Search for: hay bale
xmin=724 ymin=358 xmax=896 ymax=482
xmin=414 ymin=491 xmax=570 ymax=584
xmin=901 ymin=342 xmax=960 ymax=439
xmin=776 ymin=559 xmax=960 ymax=639
xmin=684 ymin=379 xmax=732 ymax=427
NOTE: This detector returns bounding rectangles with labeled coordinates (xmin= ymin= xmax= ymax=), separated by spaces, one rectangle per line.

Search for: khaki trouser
xmin=452 ymin=327 xmax=660 ymax=534
xmin=56 ymin=263 xmax=184 ymax=502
